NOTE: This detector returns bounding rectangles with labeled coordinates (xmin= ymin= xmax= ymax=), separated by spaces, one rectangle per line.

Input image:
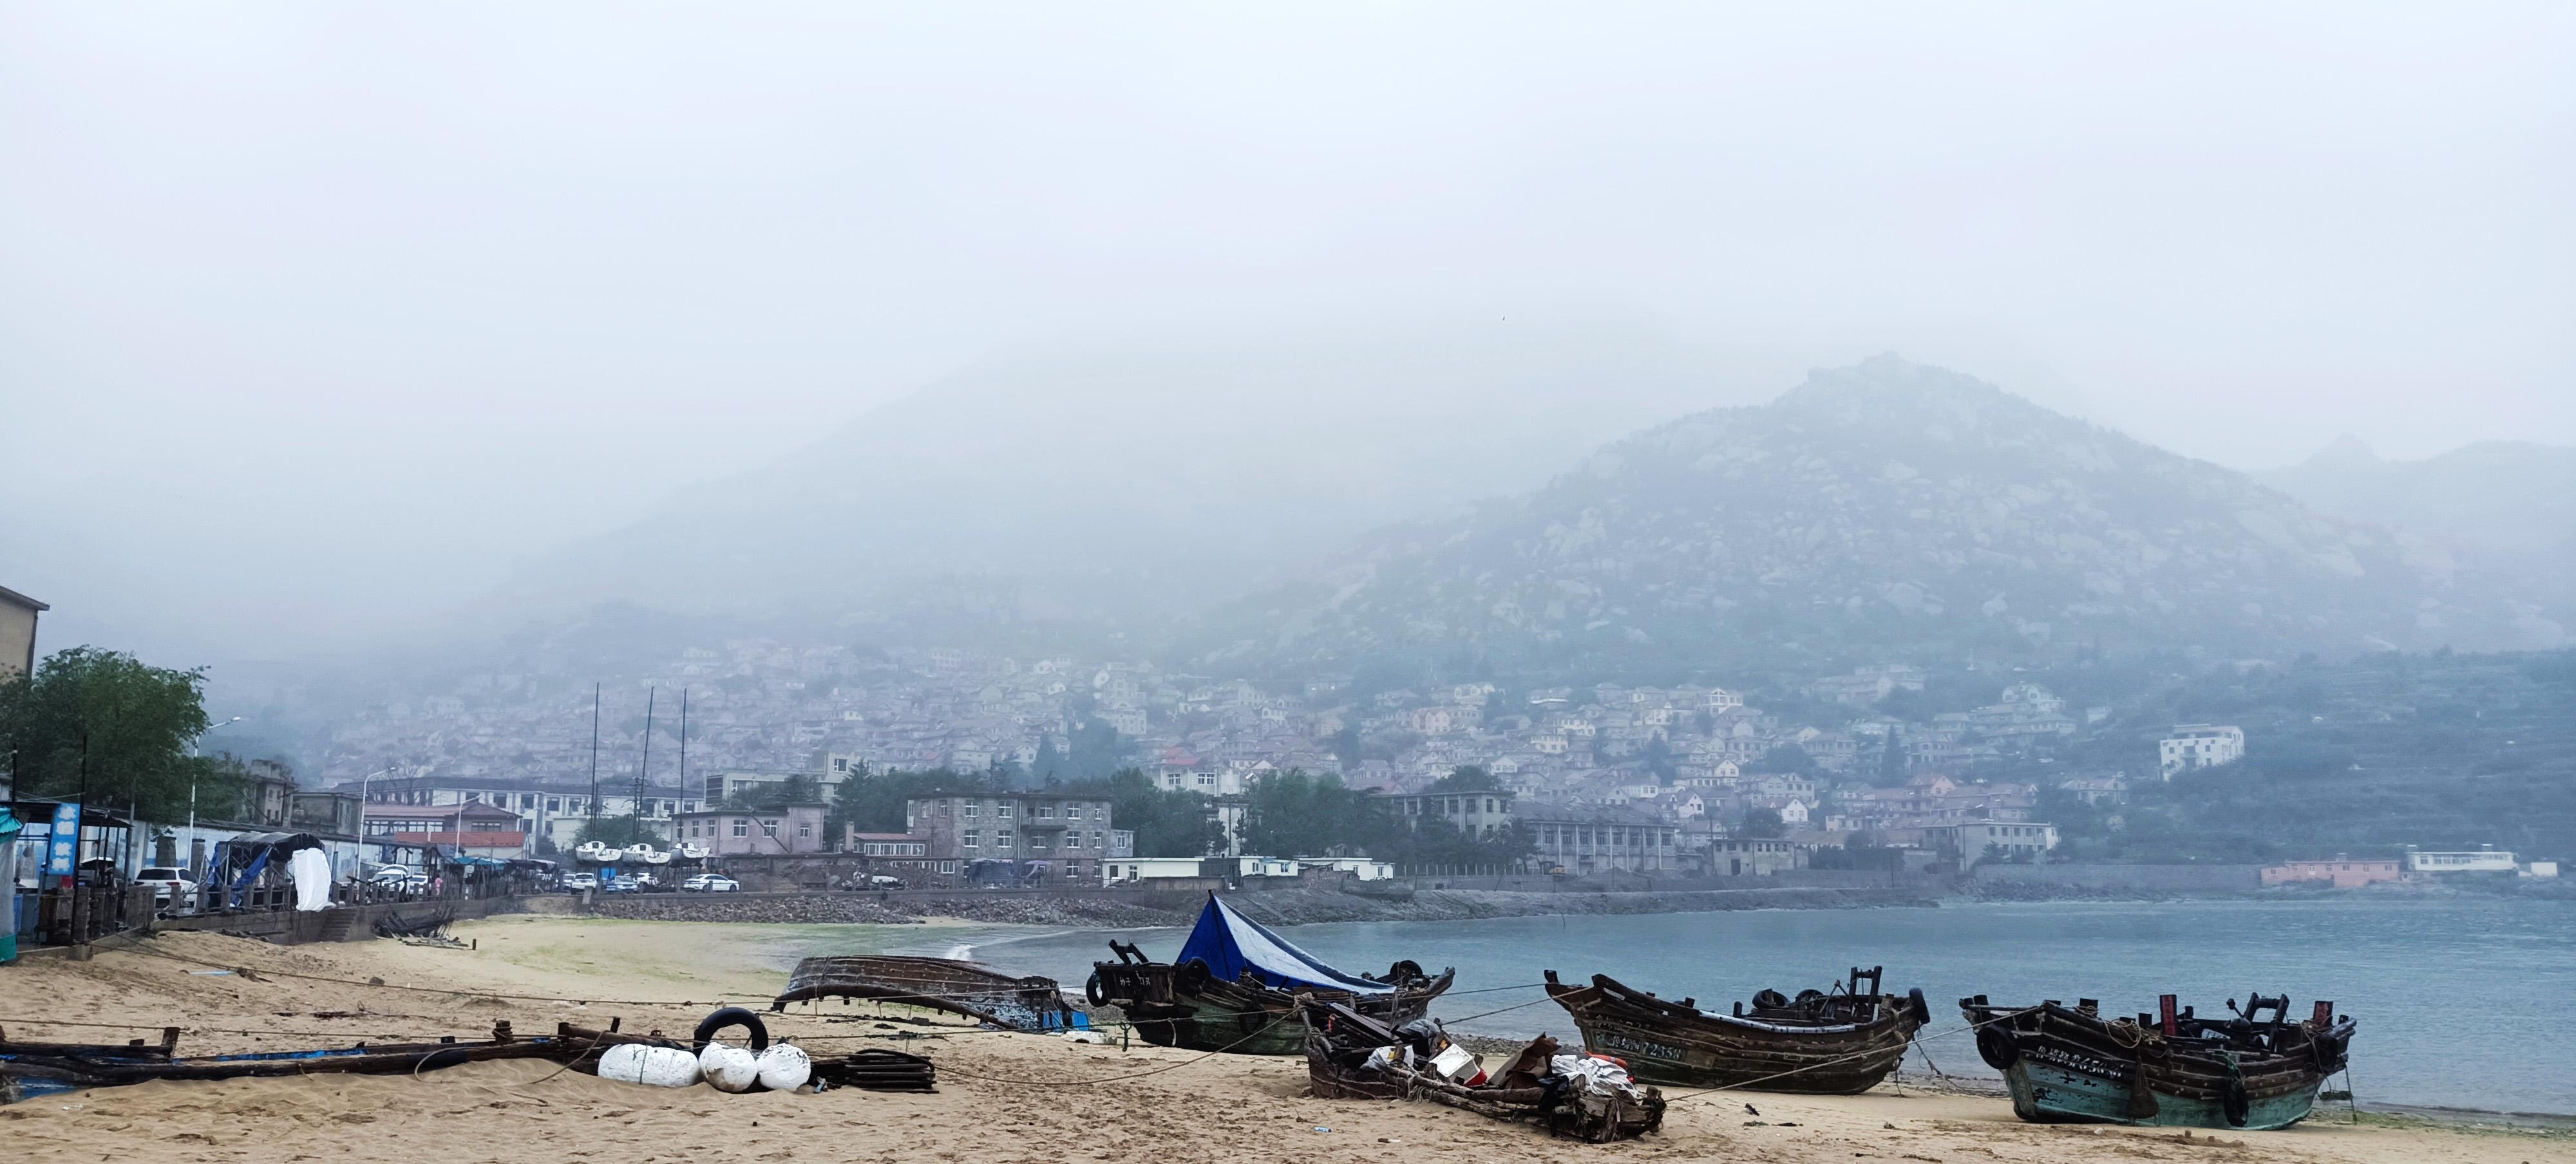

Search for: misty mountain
xmin=470 ymin=318 xmax=1749 ymax=647
xmin=2259 ymin=436 xmax=2576 ymax=605
xmin=1204 ymin=356 xmax=2567 ymax=681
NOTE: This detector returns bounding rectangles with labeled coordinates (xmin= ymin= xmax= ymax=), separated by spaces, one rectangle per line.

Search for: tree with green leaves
xmin=1083 ymin=768 xmax=1224 ymax=858
xmin=0 ymin=646 xmax=232 ymax=823
xmin=1240 ymin=769 xmax=1390 ymax=857
xmin=1425 ymin=764 xmax=1497 ymax=792
xmin=1739 ymin=806 xmax=1786 ymax=838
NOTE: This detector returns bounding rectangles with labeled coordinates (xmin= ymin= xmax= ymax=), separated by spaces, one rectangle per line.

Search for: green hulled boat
xmin=1961 ymin=993 xmax=2355 ymax=1130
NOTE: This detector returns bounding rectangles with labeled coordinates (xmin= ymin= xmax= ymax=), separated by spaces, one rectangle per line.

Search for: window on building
xmin=963 ymin=831 xmax=979 ymax=849
xmin=762 ymin=819 xmax=780 ymax=837
xmin=732 ymin=819 xmax=749 ymax=838
xmin=996 ymin=803 xmax=1014 ymax=818
xmin=963 ymin=802 xmax=978 ymax=818
xmin=940 ymin=861 xmax=957 ymax=874
xmin=1038 ymin=805 xmax=1055 ymax=819
xmin=546 ymin=798 xmax=562 ymax=813
xmin=996 ymin=832 xmax=1014 ymax=850
xmin=798 ymin=821 xmax=813 ymax=839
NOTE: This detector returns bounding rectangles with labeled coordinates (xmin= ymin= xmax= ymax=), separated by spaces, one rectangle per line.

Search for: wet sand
xmin=3 ymin=916 xmax=2563 ymax=1164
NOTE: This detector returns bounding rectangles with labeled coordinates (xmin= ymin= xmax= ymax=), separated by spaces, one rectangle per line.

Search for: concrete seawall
xmin=581 ymin=882 xmax=1939 ymax=927
xmin=1969 ymin=863 xmax=2264 ymax=892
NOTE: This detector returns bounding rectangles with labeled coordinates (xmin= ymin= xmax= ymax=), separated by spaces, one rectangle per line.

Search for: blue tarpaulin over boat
xmin=1172 ymin=895 xmax=1394 ymax=994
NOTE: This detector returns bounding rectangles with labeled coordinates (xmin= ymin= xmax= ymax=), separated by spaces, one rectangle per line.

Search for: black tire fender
xmin=2222 ymin=1073 xmax=2251 ymax=1127
xmin=1085 ymin=971 xmax=1107 ymax=1008
xmin=692 ymin=1006 xmax=770 ymax=1053
xmin=1975 ymin=1024 xmax=2018 ymax=1071
xmin=1906 ymin=988 xmax=1931 ymax=1027
xmin=1179 ymin=959 xmax=1214 ymax=992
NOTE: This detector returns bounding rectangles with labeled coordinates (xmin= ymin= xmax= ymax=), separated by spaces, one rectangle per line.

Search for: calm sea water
xmin=842 ymin=897 xmax=2574 ymax=1116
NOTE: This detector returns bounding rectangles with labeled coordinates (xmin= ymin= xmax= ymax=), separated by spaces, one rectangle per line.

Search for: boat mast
xmin=678 ymin=687 xmax=689 ymax=807
xmin=635 ymin=685 xmax=656 ymax=838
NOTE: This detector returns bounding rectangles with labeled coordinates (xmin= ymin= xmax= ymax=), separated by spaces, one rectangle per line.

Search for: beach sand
xmin=3 ymin=916 xmax=2562 ymax=1164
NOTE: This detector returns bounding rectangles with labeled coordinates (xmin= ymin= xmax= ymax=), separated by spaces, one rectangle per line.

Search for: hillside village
xmin=299 ymin=637 xmax=2183 ymax=876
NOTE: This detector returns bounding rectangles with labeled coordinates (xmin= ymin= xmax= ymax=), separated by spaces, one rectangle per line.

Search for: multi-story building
xmin=904 ymin=792 xmax=1113 ymax=883
xmin=1940 ymin=821 xmax=2059 ymax=865
xmin=362 ymin=802 xmax=530 ymax=857
xmin=339 ymin=773 xmax=701 ymax=851
xmin=674 ymin=804 xmax=831 ymax=855
xmin=1701 ymin=837 xmax=1806 ymax=877
xmin=1379 ymin=789 xmax=1517 ymax=841
xmin=0 ymin=584 xmax=44 ymax=679
xmin=1516 ymin=806 xmax=1677 ymax=874
xmin=2159 ymin=725 xmax=2244 ymax=776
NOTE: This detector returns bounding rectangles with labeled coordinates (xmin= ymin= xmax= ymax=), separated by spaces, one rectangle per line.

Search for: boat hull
xmin=1546 ymin=972 xmax=1921 ymax=1094
xmin=1300 ymin=1000 xmax=1663 ymax=1143
xmin=1962 ymin=998 xmax=2352 ymax=1131
xmin=2002 ymin=1058 xmax=2324 ymax=1130
xmin=772 ymin=955 xmax=1080 ymax=1032
xmin=1095 ymin=962 xmax=1451 ymax=1056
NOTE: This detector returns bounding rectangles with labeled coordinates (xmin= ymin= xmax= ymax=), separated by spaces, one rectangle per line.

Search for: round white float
xmin=599 ymin=1044 xmax=701 ymax=1089
xmin=754 ymin=1043 xmax=812 ymax=1092
xmin=699 ymin=1042 xmax=761 ymax=1093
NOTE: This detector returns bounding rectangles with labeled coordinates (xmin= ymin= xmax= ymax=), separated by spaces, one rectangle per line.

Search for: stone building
xmin=904 ymin=791 xmax=1113 ymax=883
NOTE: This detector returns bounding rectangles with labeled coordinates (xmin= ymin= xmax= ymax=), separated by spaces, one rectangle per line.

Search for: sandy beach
xmin=3 ymin=917 xmax=2562 ymax=1164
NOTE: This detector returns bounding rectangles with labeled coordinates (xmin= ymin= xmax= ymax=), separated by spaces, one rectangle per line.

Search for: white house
xmin=2404 ymin=845 xmax=2517 ymax=874
xmin=2159 ymin=725 xmax=2245 ymax=776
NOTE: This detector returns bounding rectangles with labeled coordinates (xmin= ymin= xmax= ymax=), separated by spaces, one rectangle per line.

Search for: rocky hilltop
xmin=1212 ymin=356 xmax=2562 ymax=678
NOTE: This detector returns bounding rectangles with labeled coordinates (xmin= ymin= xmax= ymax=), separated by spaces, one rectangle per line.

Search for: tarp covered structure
xmin=211 ymin=832 xmax=325 ymax=910
xmin=1173 ymin=894 xmax=1394 ymax=994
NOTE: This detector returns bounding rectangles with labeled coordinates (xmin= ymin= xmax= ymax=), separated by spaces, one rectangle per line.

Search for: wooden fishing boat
xmin=1542 ymin=966 xmax=1927 ymax=1094
xmin=0 ymin=1021 xmax=565 ymax=1103
xmin=1086 ymin=896 xmax=1453 ymax=1055
xmin=770 ymin=955 xmax=1082 ymax=1032
xmin=1 ymin=1017 xmax=937 ymax=1102
xmin=1960 ymin=993 xmax=2353 ymax=1129
xmin=1300 ymin=999 xmax=1662 ymax=1142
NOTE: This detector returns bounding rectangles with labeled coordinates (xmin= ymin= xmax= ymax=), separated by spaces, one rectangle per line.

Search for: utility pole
xmin=587 ymin=683 xmax=601 ymax=833
xmin=677 ymin=688 xmax=689 ymax=807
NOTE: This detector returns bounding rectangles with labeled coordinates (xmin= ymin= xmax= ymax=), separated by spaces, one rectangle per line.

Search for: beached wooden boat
xmin=1087 ymin=896 xmax=1452 ymax=1055
xmin=1960 ymin=993 xmax=2353 ymax=1129
xmin=1300 ymin=999 xmax=1662 ymax=1142
xmin=0 ymin=1018 xmax=936 ymax=1102
xmin=0 ymin=1021 xmax=565 ymax=1103
xmin=770 ymin=955 xmax=1082 ymax=1032
xmin=1542 ymin=966 xmax=1927 ymax=1094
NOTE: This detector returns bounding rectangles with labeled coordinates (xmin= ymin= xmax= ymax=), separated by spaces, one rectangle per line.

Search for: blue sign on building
xmin=44 ymin=802 xmax=82 ymax=877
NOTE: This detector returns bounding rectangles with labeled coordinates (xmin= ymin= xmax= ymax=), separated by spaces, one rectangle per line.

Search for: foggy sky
xmin=4 ymin=3 xmax=2571 ymax=664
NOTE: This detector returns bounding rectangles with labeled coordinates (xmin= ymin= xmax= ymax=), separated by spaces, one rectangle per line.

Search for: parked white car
xmin=561 ymin=872 xmax=599 ymax=892
xmin=135 ymin=867 xmax=199 ymax=911
xmin=683 ymin=874 xmax=739 ymax=893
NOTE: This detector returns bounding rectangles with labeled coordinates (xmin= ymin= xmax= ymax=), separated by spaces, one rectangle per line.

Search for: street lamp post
xmin=184 ymin=717 xmax=245 ymax=875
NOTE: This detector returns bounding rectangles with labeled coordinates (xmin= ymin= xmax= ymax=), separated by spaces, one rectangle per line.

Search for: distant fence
xmin=1970 ymin=863 xmax=2264 ymax=891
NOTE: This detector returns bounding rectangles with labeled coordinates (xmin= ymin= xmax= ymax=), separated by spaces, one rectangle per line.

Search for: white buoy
xmin=754 ymin=1044 xmax=812 ymax=1092
xmin=699 ymin=1042 xmax=761 ymax=1093
xmin=599 ymin=1044 xmax=701 ymax=1089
